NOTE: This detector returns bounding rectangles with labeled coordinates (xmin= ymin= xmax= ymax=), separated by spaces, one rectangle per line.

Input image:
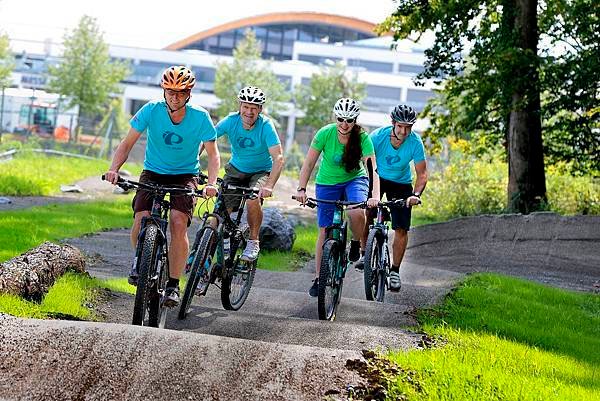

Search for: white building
xmin=6 ymin=12 xmax=436 ymax=149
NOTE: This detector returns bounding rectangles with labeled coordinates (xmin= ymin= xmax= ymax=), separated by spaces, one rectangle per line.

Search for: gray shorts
xmin=222 ymin=163 xmax=270 ymax=211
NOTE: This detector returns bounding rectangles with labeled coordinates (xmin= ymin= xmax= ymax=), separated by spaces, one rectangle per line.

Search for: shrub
xmin=420 ymin=141 xmax=599 ymax=219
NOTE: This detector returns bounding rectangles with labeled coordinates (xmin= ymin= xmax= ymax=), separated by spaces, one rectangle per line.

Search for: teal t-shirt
xmin=369 ymin=126 xmax=426 ymax=184
xmin=310 ymin=123 xmax=374 ymax=185
xmin=216 ymin=113 xmax=280 ymax=173
xmin=131 ymin=101 xmax=217 ymax=175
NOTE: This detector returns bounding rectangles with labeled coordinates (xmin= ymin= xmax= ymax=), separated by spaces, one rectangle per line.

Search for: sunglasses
xmin=336 ymin=117 xmax=356 ymax=124
xmin=165 ymin=89 xmax=191 ymax=97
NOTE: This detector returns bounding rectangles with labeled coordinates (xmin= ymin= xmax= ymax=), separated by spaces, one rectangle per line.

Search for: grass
xmin=258 ymin=224 xmax=317 ymax=271
xmin=0 ymin=151 xmax=142 ymax=196
xmin=385 ymin=273 xmax=600 ymax=400
xmin=0 ymin=272 xmax=106 ymax=320
xmin=0 ymin=199 xmax=134 ymax=263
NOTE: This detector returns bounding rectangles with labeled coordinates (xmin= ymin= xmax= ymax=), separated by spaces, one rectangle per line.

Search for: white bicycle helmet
xmin=333 ymin=98 xmax=360 ymax=119
xmin=237 ymin=86 xmax=266 ymax=105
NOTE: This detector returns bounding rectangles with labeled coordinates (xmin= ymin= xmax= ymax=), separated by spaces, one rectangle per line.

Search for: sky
xmin=0 ymin=0 xmax=399 ymax=49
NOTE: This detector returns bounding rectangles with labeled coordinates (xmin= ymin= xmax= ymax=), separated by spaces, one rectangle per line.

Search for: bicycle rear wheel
xmin=221 ymin=228 xmax=256 ymax=311
xmin=318 ymin=239 xmax=341 ymax=321
xmin=132 ymin=223 xmax=160 ymax=326
xmin=178 ymin=227 xmax=215 ymax=320
xmin=363 ymin=229 xmax=386 ymax=302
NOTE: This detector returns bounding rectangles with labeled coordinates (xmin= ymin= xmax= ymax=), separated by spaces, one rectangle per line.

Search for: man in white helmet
xmin=213 ymin=86 xmax=285 ymax=261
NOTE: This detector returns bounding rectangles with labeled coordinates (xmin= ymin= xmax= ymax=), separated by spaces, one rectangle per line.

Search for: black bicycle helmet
xmin=391 ymin=104 xmax=417 ymax=124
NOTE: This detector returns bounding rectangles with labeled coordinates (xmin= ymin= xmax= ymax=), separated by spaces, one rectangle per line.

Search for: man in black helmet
xmin=357 ymin=104 xmax=428 ymax=292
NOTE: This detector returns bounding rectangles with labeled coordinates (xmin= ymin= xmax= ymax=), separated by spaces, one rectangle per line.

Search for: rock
xmin=0 ymin=242 xmax=86 ymax=301
xmin=258 ymin=208 xmax=296 ymax=251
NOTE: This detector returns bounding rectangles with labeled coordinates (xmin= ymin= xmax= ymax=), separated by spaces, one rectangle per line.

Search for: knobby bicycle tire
xmin=221 ymin=228 xmax=256 ymax=311
xmin=132 ymin=223 xmax=160 ymax=326
xmin=178 ymin=227 xmax=216 ymax=320
xmin=318 ymin=239 xmax=341 ymax=321
xmin=364 ymin=229 xmax=386 ymax=302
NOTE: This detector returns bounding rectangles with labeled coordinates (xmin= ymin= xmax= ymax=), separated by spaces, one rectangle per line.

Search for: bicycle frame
xmin=325 ymin=203 xmax=349 ymax=280
xmin=198 ymin=183 xmax=256 ymax=275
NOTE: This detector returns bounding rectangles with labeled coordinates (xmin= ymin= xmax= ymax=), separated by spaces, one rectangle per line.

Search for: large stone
xmin=0 ymin=242 xmax=86 ymax=301
xmin=259 ymin=208 xmax=296 ymax=251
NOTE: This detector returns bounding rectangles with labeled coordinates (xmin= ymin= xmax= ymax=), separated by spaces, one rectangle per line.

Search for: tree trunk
xmin=0 ymin=242 xmax=86 ymax=302
xmin=507 ymin=0 xmax=546 ymax=213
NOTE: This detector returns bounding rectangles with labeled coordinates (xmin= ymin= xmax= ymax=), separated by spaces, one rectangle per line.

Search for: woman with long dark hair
xmin=295 ymin=98 xmax=380 ymax=297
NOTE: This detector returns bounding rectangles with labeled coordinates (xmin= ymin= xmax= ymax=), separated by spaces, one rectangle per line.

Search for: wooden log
xmin=0 ymin=242 xmax=86 ymax=301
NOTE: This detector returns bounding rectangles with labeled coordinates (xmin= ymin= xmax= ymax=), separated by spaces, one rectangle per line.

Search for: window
xmin=276 ymin=75 xmax=292 ymax=91
xmin=348 ymin=59 xmax=393 ymax=73
xmin=366 ymin=85 xmax=401 ymax=100
xmin=298 ymin=54 xmax=342 ymax=65
xmin=364 ymin=85 xmax=402 ymax=112
xmin=406 ymin=89 xmax=434 ymax=111
xmin=397 ymin=64 xmax=424 ymax=75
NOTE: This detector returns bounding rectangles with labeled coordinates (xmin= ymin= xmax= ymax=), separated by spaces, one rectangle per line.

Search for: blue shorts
xmin=315 ymin=176 xmax=369 ymax=227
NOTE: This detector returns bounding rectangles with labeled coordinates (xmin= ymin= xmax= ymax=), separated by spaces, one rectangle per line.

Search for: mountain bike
xmin=363 ymin=198 xmax=407 ymax=302
xmin=293 ymin=196 xmax=363 ymax=321
xmin=178 ymin=174 xmax=260 ymax=319
xmin=102 ymin=174 xmax=201 ymax=328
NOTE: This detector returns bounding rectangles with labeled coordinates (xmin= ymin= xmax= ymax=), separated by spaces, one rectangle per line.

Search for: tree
xmin=295 ymin=62 xmax=366 ymax=133
xmin=214 ymin=30 xmax=290 ymax=120
xmin=0 ymin=32 xmax=14 ymax=88
xmin=47 ymin=15 xmax=129 ymax=140
xmin=538 ymin=0 xmax=599 ymax=173
xmin=379 ymin=0 xmax=549 ymax=213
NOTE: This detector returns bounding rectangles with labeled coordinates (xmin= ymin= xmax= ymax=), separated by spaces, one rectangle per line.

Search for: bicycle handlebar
xmin=291 ymin=196 xmax=420 ymax=209
xmin=102 ymin=173 xmax=260 ymax=199
xmin=102 ymin=174 xmax=202 ymax=196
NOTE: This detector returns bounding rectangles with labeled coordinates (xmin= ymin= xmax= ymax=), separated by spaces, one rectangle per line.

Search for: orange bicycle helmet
xmin=160 ymin=66 xmax=196 ymax=90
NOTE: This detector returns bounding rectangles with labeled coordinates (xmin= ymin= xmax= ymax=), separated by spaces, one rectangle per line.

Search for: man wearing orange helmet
xmin=105 ymin=65 xmax=220 ymax=307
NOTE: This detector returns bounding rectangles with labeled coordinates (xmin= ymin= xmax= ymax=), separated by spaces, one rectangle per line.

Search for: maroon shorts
xmin=132 ymin=170 xmax=198 ymax=225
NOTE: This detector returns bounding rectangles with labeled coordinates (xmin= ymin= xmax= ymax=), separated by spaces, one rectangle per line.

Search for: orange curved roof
xmin=165 ymin=12 xmax=387 ymax=50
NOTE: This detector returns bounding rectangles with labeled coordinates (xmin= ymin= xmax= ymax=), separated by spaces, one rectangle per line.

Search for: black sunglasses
xmin=336 ymin=117 xmax=356 ymax=124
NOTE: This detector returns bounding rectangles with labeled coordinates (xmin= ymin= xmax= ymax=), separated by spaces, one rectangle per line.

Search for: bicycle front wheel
xmin=178 ymin=227 xmax=215 ymax=320
xmin=132 ymin=223 xmax=160 ymax=326
xmin=364 ymin=229 xmax=386 ymax=302
xmin=221 ymin=229 xmax=256 ymax=311
xmin=318 ymin=239 xmax=341 ymax=321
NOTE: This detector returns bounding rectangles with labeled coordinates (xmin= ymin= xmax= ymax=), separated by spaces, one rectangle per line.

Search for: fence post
xmin=68 ymin=115 xmax=74 ymax=141
xmin=0 ymin=86 xmax=4 ymax=143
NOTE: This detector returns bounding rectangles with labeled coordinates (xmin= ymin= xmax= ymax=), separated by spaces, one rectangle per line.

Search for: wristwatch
xmin=296 ymin=187 xmax=306 ymax=192
xmin=413 ymin=192 xmax=421 ymax=198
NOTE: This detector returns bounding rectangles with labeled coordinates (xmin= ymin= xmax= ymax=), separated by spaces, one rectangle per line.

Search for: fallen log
xmin=0 ymin=242 xmax=86 ymax=301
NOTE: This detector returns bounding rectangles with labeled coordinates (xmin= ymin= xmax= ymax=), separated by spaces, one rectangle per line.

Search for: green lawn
xmin=0 ymin=199 xmax=134 ymax=262
xmin=0 ymin=151 xmax=141 ymax=196
xmin=385 ymin=273 xmax=600 ymax=400
xmin=258 ymin=224 xmax=316 ymax=271
xmin=0 ymin=272 xmax=106 ymax=320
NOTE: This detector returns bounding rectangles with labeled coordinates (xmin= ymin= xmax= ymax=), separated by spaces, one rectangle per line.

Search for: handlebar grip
xmin=101 ymin=174 xmax=123 ymax=183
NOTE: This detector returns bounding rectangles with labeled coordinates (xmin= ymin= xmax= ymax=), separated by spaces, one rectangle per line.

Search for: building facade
xmin=5 ymin=12 xmax=436 ymax=149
